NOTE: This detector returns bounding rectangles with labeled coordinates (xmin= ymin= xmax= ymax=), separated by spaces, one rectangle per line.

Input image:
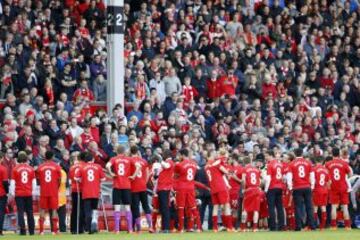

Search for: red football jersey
xmin=76 ymin=162 xmax=105 ymax=199
xmin=157 ymin=159 xmax=174 ymax=191
xmin=108 ymin=155 xmax=132 ymax=189
xmin=130 ymin=156 xmax=148 ymax=193
xmin=325 ymin=158 xmax=351 ymax=191
xmin=12 ymin=164 xmax=35 ymax=197
xmin=243 ymin=164 xmax=261 ymax=189
xmin=205 ymin=159 xmax=227 ymax=193
xmin=267 ymin=159 xmax=284 ymax=189
xmin=229 ymin=165 xmax=243 ymax=194
xmin=313 ymin=164 xmax=329 ymax=193
xmin=174 ymin=159 xmax=198 ymax=191
xmin=289 ymin=157 xmax=313 ymax=189
xmin=69 ymin=162 xmax=84 ymax=193
xmin=37 ymin=161 xmax=62 ymax=197
xmin=0 ymin=165 xmax=8 ymax=196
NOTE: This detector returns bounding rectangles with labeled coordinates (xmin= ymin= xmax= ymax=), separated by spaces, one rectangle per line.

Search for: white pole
xmin=107 ymin=0 xmax=125 ymax=115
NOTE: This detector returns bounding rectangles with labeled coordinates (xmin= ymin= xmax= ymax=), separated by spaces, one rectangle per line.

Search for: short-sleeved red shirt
xmin=243 ymin=164 xmax=261 ymax=189
xmin=76 ymin=162 xmax=105 ymax=199
xmin=228 ymin=165 xmax=243 ymax=194
xmin=205 ymin=160 xmax=227 ymax=193
xmin=313 ymin=164 xmax=329 ymax=193
xmin=130 ymin=156 xmax=148 ymax=193
xmin=69 ymin=162 xmax=84 ymax=193
xmin=174 ymin=159 xmax=198 ymax=191
xmin=289 ymin=157 xmax=313 ymax=190
xmin=157 ymin=159 xmax=174 ymax=191
xmin=12 ymin=164 xmax=35 ymax=197
xmin=109 ymin=155 xmax=133 ymax=189
xmin=267 ymin=160 xmax=284 ymax=189
xmin=0 ymin=165 xmax=8 ymax=197
xmin=325 ymin=158 xmax=351 ymax=191
xmin=37 ymin=161 xmax=62 ymax=197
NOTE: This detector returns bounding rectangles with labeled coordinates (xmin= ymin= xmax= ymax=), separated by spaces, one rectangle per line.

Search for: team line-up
xmin=0 ymin=145 xmax=358 ymax=235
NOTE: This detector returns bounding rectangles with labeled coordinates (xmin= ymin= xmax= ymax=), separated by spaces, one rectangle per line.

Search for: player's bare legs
xmin=252 ymin=211 xmax=259 ymax=232
xmin=240 ymin=210 xmax=248 ymax=232
xmin=331 ymin=204 xmax=339 ymax=229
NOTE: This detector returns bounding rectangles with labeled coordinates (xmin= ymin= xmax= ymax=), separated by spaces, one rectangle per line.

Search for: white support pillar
xmin=107 ymin=0 xmax=125 ymax=114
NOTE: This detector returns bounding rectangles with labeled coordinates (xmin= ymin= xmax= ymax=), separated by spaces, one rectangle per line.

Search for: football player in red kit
xmin=0 ymin=152 xmax=9 ymax=236
xmin=287 ymin=148 xmax=315 ymax=231
xmin=76 ymin=152 xmax=106 ymax=234
xmin=129 ymin=146 xmax=152 ymax=232
xmin=205 ymin=150 xmax=233 ymax=232
xmin=312 ymin=156 xmax=329 ymax=230
xmin=69 ymin=152 xmax=85 ymax=234
xmin=241 ymin=157 xmax=262 ymax=232
xmin=174 ymin=148 xmax=198 ymax=233
xmin=36 ymin=151 xmax=62 ymax=235
xmin=9 ymin=151 xmax=36 ymax=235
xmin=282 ymin=153 xmax=295 ymax=230
xmin=325 ymin=148 xmax=353 ymax=230
xmin=106 ymin=145 xmax=134 ymax=233
xmin=228 ymin=154 xmax=243 ymax=230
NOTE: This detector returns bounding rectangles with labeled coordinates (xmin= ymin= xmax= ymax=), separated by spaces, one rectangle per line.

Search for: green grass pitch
xmin=3 ymin=230 xmax=360 ymax=240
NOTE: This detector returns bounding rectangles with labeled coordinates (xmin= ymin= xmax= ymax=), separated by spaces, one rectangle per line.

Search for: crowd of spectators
xmin=0 ymin=0 xmax=359 ymax=183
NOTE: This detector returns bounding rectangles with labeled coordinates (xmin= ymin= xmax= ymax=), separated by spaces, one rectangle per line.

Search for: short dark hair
xmin=45 ymin=151 xmax=54 ymax=160
xmin=332 ymin=147 xmax=340 ymax=157
xmin=79 ymin=152 xmax=87 ymax=161
xmin=17 ymin=151 xmax=27 ymax=163
xmin=294 ymin=148 xmax=303 ymax=157
xmin=130 ymin=146 xmax=138 ymax=155
xmin=84 ymin=152 xmax=93 ymax=162
xmin=179 ymin=148 xmax=189 ymax=157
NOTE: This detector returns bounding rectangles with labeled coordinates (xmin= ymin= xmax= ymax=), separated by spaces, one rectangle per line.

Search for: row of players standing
xmin=0 ymin=145 xmax=354 ymax=235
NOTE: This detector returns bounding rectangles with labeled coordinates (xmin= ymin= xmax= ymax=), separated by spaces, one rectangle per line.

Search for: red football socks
xmin=39 ymin=217 xmax=45 ymax=233
xmin=212 ymin=216 xmax=218 ymax=231
xmin=177 ymin=209 xmax=184 ymax=231
xmin=52 ymin=217 xmax=59 ymax=233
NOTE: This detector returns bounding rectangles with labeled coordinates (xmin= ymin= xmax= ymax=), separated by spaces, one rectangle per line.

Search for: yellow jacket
xmin=58 ymin=169 xmax=67 ymax=207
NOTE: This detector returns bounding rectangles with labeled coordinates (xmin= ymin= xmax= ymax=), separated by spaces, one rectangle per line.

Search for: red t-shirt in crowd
xmin=174 ymin=159 xmax=198 ymax=191
xmin=205 ymin=159 xmax=227 ymax=193
xmin=130 ymin=156 xmax=148 ymax=193
xmin=243 ymin=164 xmax=261 ymax=189
xmin=157 ymin=159 xmax=174 ymax=191
xmin=108 ymin=155 xmax=133 ymax=189
xmin=12 ymin=163 xmax=35 ymax=197
xmin=289 ymin=157 xmax=313 ymax=190
xmin=266 ymin=159 xmax=284 ymax=189
xmin=0 ymin=165 xmax=8 ymax=197
xmin=37 ymin=161 xmax=62 ymax=197
xmin=325 ymin=158 xmax=351 ymax=192
xmin=76 ymin=162 xmax=105 ymax=199
xmin=69 ymin=162 xmax=84 ymax=193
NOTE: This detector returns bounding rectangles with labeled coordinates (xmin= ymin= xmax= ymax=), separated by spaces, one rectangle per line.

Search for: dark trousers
xmin=158 ymin=190 xmax=170 ymax=230
xmin=267 ymin=188 xmax=285 ymax=231
xmin=199 ymin=196 xmax=213 ymax=230
xmin=71 ymin=192 xmax=85 ymax=234
xmin=131 ymin=191 xmax=150 ymax=220
xmin=58 ymin=205 xmax=66 ymax=232
xmin=293 ymin=188 xmax=315 ymax=230
xmin=83 ymin=198 xmax=99 ymax=233
xmin=15 ymin=196 xmax=35 ymax=235
xmin=0 ymin=196 xmax=7 ymax=234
